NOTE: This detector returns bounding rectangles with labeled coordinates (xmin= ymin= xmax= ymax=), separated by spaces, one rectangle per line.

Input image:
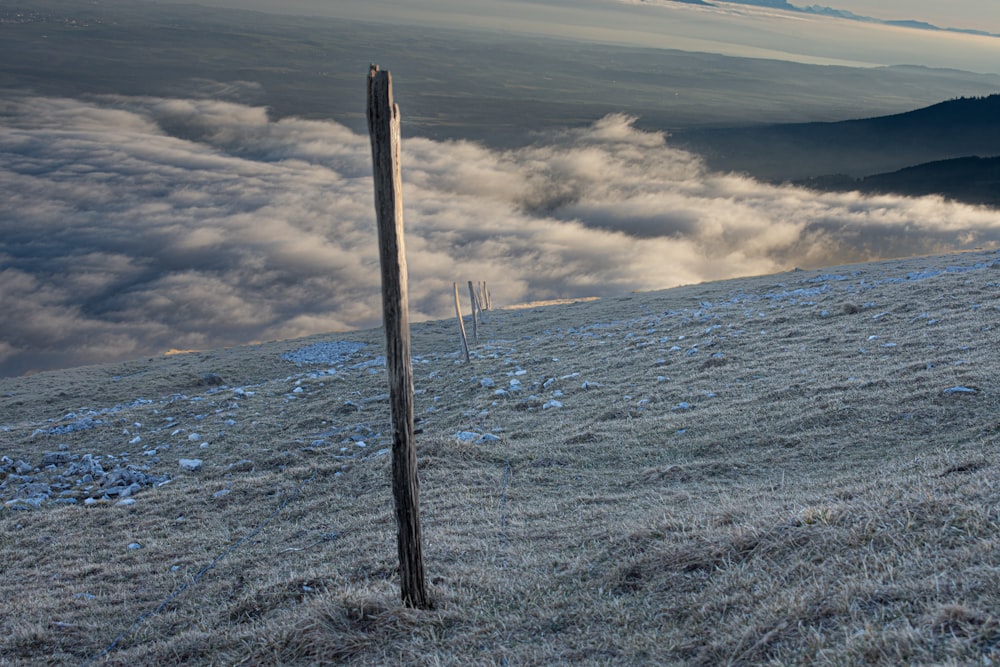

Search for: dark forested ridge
xmin=796 ymin=155 xmax=1000 ymax=208
xmin=670 ymin=94 xmax=1000 ymax=184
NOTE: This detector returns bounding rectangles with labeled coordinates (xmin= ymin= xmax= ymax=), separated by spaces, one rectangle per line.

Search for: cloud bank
xmin=2 ymin=94 xmax=999 ymax=376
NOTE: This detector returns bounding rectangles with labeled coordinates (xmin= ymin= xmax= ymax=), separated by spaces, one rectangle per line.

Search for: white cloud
xmin=1 ymin=95 xmax=998 ymax=375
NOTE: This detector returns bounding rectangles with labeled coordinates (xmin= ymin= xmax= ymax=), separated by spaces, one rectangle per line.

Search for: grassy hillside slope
xmin=3 ymin=249 xmax=1000 ymax=665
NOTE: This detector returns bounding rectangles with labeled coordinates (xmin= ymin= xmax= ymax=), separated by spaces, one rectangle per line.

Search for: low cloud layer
xmin=2 ymin=94 xmax=998 ymax=376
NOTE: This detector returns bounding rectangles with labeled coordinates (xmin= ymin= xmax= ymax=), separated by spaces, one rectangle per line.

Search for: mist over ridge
xmin=3 ymin=95 xmax=1000 ymax=376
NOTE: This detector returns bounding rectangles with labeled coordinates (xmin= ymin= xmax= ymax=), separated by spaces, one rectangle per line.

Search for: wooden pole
xmin=467 ymin=280 xmax=479 ymax=344
xmin=453 ymin=282 xmax=471 ymax=363
xmin=366 ymin=64 xmax=429 ymax=609
xmin=481 ymin=281 xmax=492 ymax=311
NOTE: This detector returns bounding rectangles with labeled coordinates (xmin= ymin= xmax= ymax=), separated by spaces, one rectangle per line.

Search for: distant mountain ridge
xmin=670 ymin=95 xmax=1000 ymax=190
xmin=687 ymin=0 xmax=1000 ymax=37
xmin=797 ymin=156 xmax=1000 ymax=207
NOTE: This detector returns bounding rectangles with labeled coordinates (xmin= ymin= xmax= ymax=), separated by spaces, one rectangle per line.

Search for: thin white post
xmin=467 ymin=280 xmax=479 ymax=343
xmin=453 ymin=282 xmax=471 ymax=363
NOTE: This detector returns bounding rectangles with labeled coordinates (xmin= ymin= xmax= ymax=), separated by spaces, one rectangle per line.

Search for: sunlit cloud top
xmin=2 ymin=95 xmax=999 ymax=375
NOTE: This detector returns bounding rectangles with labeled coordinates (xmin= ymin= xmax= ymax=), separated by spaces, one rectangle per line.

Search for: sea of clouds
xmin=2 ymin=93 xmax=998 ymax=376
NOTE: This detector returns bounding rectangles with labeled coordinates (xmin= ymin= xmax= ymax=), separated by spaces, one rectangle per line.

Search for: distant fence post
xmin=480 ymin=281 xmax=492 ymax=311
xmin=453 ymin=282 xmax=471 ymax=363
xmin=366 ymin=64 xmax=429 ymax=609
xmin=467 ymin=280 xmax=479 ymax=343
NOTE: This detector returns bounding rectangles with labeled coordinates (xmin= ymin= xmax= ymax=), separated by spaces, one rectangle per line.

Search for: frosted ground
xmin=3 ymin=249 xmax=1000 ymax=665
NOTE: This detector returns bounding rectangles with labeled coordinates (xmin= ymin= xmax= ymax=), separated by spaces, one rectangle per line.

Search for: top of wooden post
xmin=367 ymin=64 xmax=398 ymax=137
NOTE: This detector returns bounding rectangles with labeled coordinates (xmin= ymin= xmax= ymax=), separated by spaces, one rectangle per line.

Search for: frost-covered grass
xmin=3 ymin=249 xmax=1000 ymax=665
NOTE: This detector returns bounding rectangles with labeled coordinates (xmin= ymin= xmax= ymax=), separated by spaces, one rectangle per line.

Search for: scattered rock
xmin=4 ymin=498 xmax=43 ymax=511
xmin=42 ymin=451 xmax=72 ymax=467
xmin=226 ymin=460 xmax=254 ymax=473
xmin=178 ymin=459 xmax=204 ymax=472
xmin=198 ymin=373 xmax=225 ymax=387
xmin=282 ymin=341 xmax=368 ymax=366
xmin=17 ymin=482 xmax=52 ymax=500
xmin=69 ymin=454 xmax=104 ymax=478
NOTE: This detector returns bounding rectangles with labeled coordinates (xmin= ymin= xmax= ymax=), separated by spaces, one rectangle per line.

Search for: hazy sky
xmin=3 ymin=95 xmax=999 ymax=375
xmin=830 ymin=0 xmax=1000 ymax=33
xmin=163 ymin=0 xmax=1000 ymax=72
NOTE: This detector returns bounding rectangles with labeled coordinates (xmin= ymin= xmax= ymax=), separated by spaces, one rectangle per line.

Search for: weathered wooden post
xmin=366 ymin=64 xmax=429 ymax=609
xmin=467 ymin=280 xmax=479 ymax=343
xmin=480 ymin=281 xmax=492 ymax=311
xmin=453 ymin=282 xmax=471 ymax=363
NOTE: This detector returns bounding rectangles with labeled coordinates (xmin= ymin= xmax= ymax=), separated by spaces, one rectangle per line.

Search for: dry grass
xmin=3 ymin=249 xmax=1000 ymax=665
